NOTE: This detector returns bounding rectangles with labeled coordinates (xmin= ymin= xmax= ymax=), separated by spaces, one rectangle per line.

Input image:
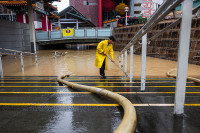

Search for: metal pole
xmin=84 ymin=28 xmax=86 ymax=38
xmin=48 ymin=31 xmax=50 ymax=40
xmin=121 ymin=54 xmax=124 ymax=70
xmin=35 ymin=54 xmax=38 ymax=65
xmin=126 ymin=12 xmax=128 ymax=26
xmin=106 ymin=55 xmax=129 ymax=77
xmin=20 ymin=53 xmax=24 ymax=72
xmin=95 ymin=27 xmax=98 ymax=37
xmin=141 ymin=30 xmax=147 ymax=91
xmin=0 ymin=55 xmax=3 ymax=78
xmin=76 ymin=20 xmax=78 ymax=29
xmin=125 ymin=50 xmax=127 ymax=76
xmin=130 ymin=46 xmax=133 ymax=81
xmin=174 ymin=0 xmax=193 ymax=115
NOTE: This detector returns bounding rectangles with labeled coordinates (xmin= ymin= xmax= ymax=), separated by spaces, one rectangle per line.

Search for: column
xmin=16 ymin=13 xmax=26 ymax=23
xmin=27 ymin=0 xmax=36 ymax=53
xmin=130 ymin=46 xmax=133 ymax=82
xmin=174 ymin=0 xmax=193 ymax=115
xmin=98 ymin=0 xmax=102 ymax=27
xmin=42 ymin=14 xmax=48 ymax=31
xmin=141 ymin=30 xmax=147 ymax=91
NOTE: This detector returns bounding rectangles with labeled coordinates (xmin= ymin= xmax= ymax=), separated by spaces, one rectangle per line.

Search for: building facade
xmin=69 ymin=0 xmax=98 ymax=26
xmin=69 ymin=0 xmax=162 ymax=27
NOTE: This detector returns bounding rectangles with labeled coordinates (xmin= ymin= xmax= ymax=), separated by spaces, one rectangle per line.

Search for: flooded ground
xmin=2 ymin=49 xmax=200 ymax=77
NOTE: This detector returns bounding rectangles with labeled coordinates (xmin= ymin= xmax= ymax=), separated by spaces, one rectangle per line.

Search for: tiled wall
xmin=113 ymin=17 xmax=200 ymax=65
xmin=0 ymin=20 xmax=31 ymax=52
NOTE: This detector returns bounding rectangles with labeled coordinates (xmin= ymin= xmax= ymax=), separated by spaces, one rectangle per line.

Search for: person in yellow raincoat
xmin=95 ymin=36 xmax=116 ymax=79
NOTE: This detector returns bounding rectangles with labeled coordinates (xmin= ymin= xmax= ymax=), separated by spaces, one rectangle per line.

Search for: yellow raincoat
xmin=95 ymin=40 xmax=114 ymax=70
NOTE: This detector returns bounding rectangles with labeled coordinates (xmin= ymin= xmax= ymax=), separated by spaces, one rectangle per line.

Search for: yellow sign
xmin=62 ymin=28 xmax=74 ymax=36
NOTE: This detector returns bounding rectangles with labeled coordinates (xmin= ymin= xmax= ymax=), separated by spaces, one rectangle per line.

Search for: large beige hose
xmin=57 ymin=75 xmax=137 ymax=133
xmin=166 ymin=68 xmax=200 ymax=83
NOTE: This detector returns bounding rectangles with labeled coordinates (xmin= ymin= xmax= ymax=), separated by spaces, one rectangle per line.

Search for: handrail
xmin=57 ymin=75 xmax=137 ymax=133
xmin=0 ymin=48 xmax=35 ymax=55
xmin=166 ymin=68 xmax=200 ymax=83
xmin=118 ymin=4 xmax=200 ymax=57
xmin=120 ymin=0 xmax=184 ymax=55
xmin=0 ymin=48 xmax=38 ymax=77
xmin=150 ymin=5 xmax=200 ymax=41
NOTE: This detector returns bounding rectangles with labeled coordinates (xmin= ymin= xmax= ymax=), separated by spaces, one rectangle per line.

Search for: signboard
xmin=141 ymin=0 xmax=155 ymax=18
xmin=62 ymin=28 xmax=74 ymax=36
xmin=36 ymin=2 xmax=44 ymax=10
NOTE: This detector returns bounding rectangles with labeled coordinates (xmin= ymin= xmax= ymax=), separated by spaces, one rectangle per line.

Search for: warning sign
xmin=62 ymin=28 xmax=74 ymax=36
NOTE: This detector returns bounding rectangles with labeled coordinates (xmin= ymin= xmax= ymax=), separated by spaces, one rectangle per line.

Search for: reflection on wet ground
xmin=0 ymin=49 xmax=200 ymax=133
xmin=0 ymin=76 xmax=200 ymax=133
xmin=2 ymin=50 xmax=200 ymax=77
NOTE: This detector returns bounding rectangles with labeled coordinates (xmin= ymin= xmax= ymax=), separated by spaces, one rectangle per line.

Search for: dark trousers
xmin=100 ymin=59 xmax=105 ymax=76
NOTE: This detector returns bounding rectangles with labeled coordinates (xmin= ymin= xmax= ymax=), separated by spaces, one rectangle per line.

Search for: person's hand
xmin=103 ymin=51 xmax=106 ymax=55
xmin=111 ymin=59 xmax=114 ymax=62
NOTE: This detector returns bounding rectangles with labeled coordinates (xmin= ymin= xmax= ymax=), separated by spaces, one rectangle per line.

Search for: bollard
xmin=35 ymin=54 xmax=38 ymax=65
xmin=20 ymin=53 xmax=24 ymax=72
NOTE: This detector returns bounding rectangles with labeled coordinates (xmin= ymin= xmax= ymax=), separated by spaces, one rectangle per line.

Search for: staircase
xmin=0 ymin=76 xmax=199 ymax=132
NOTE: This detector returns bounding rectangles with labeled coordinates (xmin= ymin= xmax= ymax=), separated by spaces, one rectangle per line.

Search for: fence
xmin=117 ymin=0 xmax=198 ymax=114
xmin=0 ymin=48 xmax=37 ymax=78
xmin=36 ymin=28 xmax=112 ymax=41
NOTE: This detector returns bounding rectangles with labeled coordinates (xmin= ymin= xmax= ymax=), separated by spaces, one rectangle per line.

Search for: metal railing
xmin=36 ymin=27 xmax=112 ymax=41
xmin=0 ymin=48 xmax=38 ymax=78
xmin=118 ymin=0 xmax=197 ymax=115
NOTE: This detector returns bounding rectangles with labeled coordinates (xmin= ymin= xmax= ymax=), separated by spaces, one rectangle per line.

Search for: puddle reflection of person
xmin=95 ymin=36 xmax=116 ymax=79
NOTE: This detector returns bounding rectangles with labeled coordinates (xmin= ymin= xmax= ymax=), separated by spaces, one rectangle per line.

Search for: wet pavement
xmin=1 ymin=50 xmax=200 ymax=77
xmin=0 ymin=76 xmax=200 ymax=133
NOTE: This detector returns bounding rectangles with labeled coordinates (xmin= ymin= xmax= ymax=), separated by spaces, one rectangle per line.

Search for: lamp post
xmin=124 ymin=7 xmax=129 ymax=26
xmin=116 ymin=15 xmax=121 ymax=27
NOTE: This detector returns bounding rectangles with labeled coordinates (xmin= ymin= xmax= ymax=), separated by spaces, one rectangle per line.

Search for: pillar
xmin=174 ymin=0 xmax=193 ymax=115
xmin=42 ymin=14 xmax=48 ymax=31
xmin=98 ymin=0 xmax=102 ymax=27
xmin=27 ymin=0 xmax=36 ymax=53
xmin=16 ymin=13 xmax=26 ymax=23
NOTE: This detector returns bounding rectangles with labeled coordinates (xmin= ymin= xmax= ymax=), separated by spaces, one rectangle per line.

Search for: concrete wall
xmin=0 ymin=20 xmax=31 ymax=52
xmin=113 ymin=17 xmax=200 ymax=65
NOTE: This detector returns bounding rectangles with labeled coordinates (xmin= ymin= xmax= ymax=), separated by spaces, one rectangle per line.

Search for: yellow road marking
xmin=68 ymin=79 xmax=178 ymax=81
xmin=0 ymin=103 xmax=119 ymax=106
xmin=0 ymin=82 xmax=58 ymax=83
xmin=74 ymin=82 xmax=194 ymax=83
xmin=0 ymin=78 xmax=177 ymax=81
xmin=0 ymin=92 xmax=92 ymax=94
xmin=0 ymin=86 xmax=199 ymax=88
xmin=0 ymin=86 xmax=67 ymax=87
xmin=0 ymin=81 xmax=194 ymax=83
xmin=0 ymin=103 xmax=199 ymax=106
xmin=0 ymin=92 xmax=199 ymax=94
xmin=94 ymin=86 xmax=200 ymax=88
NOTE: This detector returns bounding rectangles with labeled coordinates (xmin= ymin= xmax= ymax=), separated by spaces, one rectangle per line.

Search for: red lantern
xmin=102 ymin=0 xmax=116 ymax=12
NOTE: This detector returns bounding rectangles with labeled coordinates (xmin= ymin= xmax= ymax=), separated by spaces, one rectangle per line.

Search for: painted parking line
xmin=0 ymin=103 xmax=199 ymax=106
xmin=0 ymin=92 xmax=199 ymax=94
